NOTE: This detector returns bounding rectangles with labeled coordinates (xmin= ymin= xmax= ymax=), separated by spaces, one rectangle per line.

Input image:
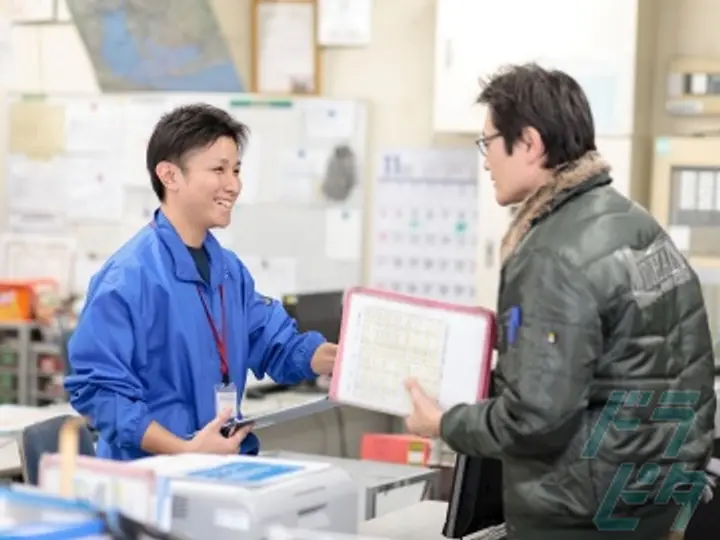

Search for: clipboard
xmin=329 ymin=287 xmax=496 ymax=417
xmin=232 ymin=396 xmax=337 ymax=430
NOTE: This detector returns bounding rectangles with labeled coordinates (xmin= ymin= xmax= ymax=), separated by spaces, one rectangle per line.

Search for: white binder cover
xmin=330 ymin=287 xmax=496 ymax=417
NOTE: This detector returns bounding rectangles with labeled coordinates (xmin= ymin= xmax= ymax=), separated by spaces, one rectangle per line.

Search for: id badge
xmin=214 ymin=383 xmax=237 ymax=417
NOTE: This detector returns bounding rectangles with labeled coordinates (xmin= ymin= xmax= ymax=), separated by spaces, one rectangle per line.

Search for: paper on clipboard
xmin=329 ymin=287 xmax=495 ymax=417
xmin=236 ymin=396 xmax=337 ymax=429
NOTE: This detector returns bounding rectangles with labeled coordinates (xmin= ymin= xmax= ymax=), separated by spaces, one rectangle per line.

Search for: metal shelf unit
xmin=0 ymin=322 xmax=67 ymax=406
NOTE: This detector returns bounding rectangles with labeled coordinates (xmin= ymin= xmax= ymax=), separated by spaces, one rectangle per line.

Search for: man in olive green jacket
xmin=404 ymin=64 xmax=716 ymax=540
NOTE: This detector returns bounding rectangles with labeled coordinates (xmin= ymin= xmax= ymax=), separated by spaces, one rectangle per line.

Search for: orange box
xmin=0 ymin=279 xmax=58 ymax=322
xmin=360 ymin=433 xmax=432 ymax=466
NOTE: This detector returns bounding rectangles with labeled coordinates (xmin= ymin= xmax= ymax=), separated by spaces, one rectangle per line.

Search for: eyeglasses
xmin=475 ymin=132 xmax=501 ymax=156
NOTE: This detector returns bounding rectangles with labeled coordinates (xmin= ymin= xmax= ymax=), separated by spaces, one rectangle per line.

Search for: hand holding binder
xmin=330 ymin=287 xmax=496 ymax=417
xmin=404 ymin=377 xmax=444 ymax=438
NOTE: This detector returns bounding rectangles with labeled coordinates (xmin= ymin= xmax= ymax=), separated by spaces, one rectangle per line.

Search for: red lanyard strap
xmin=197 ymin=286 xmax=229 ymax=381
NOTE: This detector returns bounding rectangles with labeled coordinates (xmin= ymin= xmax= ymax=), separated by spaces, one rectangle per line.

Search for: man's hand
xmin=186 ymin=408 xmax=252 ymax=454
xmin=404 ymin=378 xmax=443 ymax=438
xmin=310 ymin=343 xmax=337 ymax=376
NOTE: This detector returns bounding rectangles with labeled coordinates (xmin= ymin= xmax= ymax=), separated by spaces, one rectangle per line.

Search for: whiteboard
xmin=1 ymin=93 xmax=368 ymax=297
xmin=330 ymin=287 xmax=495 ymax=416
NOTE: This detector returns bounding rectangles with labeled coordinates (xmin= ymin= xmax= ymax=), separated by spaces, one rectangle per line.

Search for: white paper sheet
xmin=11 ymin=0 xmax=53 ymax=22
xmin=72 ymin=253 xmax=105 ymax=294
xmin=63 ymin=99 xmax=124 ymax=154
xmin=302 ymin=100 xmax=357 ymax=140
xmin=62 ymin=157 xmax=125 ymax=222
xmin=279 ymin=148 xmax=325 ymax=203
xmin=318 ymin=0 xmax=372 ymax=46
xmin=0 ymin=233 xmax=76 ymax=288
xmin=241 ymin=256 xmax=298 ymax=300
xmin=257 ymin=2 xmax=316 ymax=93
xmin=325 ymin=208 xmax=362 ymax=261
xmin=678 ymin=170 xmax=698 ymax=210
xmin=697 ymin=170 xmax=715 ymax=211
xmin=7 ymin=211 xmax=67 ymax=234
xmin=6 ymin=155 xmax=66 ymax=216
xmin=124 ymin=185 xmax=157 ymax=223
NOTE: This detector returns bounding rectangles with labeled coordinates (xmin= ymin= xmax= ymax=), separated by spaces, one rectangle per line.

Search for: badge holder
xmin=214 ymin=383 xmax=241 ymax=438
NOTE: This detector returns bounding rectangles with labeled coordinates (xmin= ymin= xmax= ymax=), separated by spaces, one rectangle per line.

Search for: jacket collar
xmin=152 ymin=208 xmax=227 ymax=288
xmin=501 ymin=150 xmax=612 ymax=263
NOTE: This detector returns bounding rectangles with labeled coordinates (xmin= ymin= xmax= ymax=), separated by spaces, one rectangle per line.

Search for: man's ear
xmin=155 ymin=161 xmax=179 ymax=194
xmin=522 ymin=126 xmax=545 ymax=165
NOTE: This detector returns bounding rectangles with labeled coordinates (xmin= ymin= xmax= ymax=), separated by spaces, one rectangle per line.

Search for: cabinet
xmin=433 ymin=0 xmax=639 ymax=136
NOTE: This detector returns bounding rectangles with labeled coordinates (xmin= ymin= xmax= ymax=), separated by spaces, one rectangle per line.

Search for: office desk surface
xmin=359 ymin=501 xmax=449 ymax=539
xmin=0 ymin=403 xmax=77 ymax=477
xmin=359 ymin=501 xmax=505 ymax=540
xmin=265 ymin=450 xmax=440 ymax=520
xmin=0 ymin=392 xmax=391 ymax=478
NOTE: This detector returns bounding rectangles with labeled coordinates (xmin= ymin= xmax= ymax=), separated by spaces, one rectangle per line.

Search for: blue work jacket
xmin=64 ymin=210 xmax=325 ymax=461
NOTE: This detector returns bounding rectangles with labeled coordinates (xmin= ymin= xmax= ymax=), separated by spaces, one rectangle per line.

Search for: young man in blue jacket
xmin=65 ymin=103 xmax=337 ymax=461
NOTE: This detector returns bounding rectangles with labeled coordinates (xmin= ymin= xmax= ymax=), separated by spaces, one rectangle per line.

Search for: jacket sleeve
xmin=440 ymin=248 xmax=602 ymax=459
xmin=64 ymin=268 xmax=151 ymax=450
xmin=239 ymin=260 xmax=325 ymax=384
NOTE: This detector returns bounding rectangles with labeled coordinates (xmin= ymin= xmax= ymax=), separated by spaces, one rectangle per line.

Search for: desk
xmin=265 ymin=450 xmax=440 ymax=520
xmin=0 ymin=392 xmax=394 ymax=479
xmin=359 ymin=501 xmax=505 ymax=540
xmin=0 ymin=403 xmax=77 ymax=477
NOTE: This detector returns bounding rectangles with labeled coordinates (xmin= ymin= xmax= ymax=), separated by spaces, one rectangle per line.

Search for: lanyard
xmin=197 ymin=285 xmax=229 ymax=383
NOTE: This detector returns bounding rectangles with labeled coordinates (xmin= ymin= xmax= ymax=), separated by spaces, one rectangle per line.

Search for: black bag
xmin=442 ymin=375 xmax=505 ymax=538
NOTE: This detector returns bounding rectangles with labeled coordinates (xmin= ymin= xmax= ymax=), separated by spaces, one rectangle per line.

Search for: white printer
xmin=266 ymin=525 xmax=390 ymax=539
xmin=132 ymin=453 xmax=359 ymax=539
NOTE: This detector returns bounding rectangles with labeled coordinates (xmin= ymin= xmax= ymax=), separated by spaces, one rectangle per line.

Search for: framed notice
xmin=251 ymin=0 xmax=322 ymax=95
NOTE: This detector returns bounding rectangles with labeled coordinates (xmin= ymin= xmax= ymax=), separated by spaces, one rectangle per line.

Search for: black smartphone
xmin=220 ymin=419 xmax=241 ymax=438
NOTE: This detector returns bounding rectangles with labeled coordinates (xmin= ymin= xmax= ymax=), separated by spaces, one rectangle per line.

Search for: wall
xmin=2 ymin=0 xmax=720 ymax=242
xmin=652 ymin=0 xmax=720 ymax=137
xmin=0 ymin=0 xmax=468 ymax=259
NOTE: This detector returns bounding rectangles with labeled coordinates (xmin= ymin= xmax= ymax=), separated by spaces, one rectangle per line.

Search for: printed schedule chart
xmin=331 ymin=288 xmax=495 ymax=416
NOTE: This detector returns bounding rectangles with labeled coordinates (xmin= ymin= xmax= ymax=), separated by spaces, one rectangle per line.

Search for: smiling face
xmin=157 ymin=135 xmax=241 ymax=230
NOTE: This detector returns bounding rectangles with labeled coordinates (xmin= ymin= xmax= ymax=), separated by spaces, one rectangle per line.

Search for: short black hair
xmin=146 ymin=103 xmax=249 ymax=201
xmin=477 ymin=63 xmax=596 ymax=169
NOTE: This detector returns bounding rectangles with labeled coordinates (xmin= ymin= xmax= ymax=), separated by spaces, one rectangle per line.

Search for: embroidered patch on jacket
xmin=617 ymin=236 xmax=692 ymax=308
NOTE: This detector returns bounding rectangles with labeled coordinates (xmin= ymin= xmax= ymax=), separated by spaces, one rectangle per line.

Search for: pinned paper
xmin=325 ymin=208 xmax=362 ymax=261
xmin=242 ymin=256 xmax=297 ymax=300
xmin=72 ymin=252 xmax=105 ymax=294
xmin=10 ymin=101 xmax=66 ymax=159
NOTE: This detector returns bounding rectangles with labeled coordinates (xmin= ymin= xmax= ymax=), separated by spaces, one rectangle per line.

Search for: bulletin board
xmin=0 ymin=92 xmax=368 ymax=299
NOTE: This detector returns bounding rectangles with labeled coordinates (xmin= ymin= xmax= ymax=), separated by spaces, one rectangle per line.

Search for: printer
xmin=266 ymin=525 xmax=389 ymax=539
xmin=133 ymin=453 xmax=359 ymax=539
xmin=39 ymin=453 xmax=358 ymax=540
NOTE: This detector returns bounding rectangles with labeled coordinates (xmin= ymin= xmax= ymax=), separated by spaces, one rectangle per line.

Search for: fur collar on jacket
xmin=500 ymin=151 xmax=611 ymax=263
